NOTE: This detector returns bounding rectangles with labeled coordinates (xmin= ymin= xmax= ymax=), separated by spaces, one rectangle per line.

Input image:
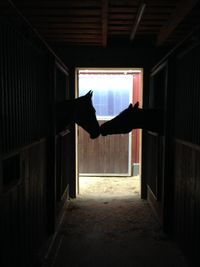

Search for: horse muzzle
xmin=89 ymin=126 xmax=100 ymax=139
xmin=100 ymin=123 xmax=108 ymax=136
xmin=90 ymin=131 xmax=100 ymax=139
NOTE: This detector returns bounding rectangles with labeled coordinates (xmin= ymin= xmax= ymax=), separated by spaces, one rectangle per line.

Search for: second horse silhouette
xmin=100 ymin=102 xmax=163 ymax=136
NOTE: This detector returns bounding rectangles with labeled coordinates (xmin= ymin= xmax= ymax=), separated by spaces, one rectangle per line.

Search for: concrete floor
xmin=43 ymin=176 xmax=188 ymax=267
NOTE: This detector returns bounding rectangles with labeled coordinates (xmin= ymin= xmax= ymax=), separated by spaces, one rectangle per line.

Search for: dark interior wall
xmin=0 ymin=19 xmax=51 ymax=266
xmin=0 ymin=5 xmax=76 ymax=263
xmin=173 ymin=42 xmax=200 ymax=265
xmin=1 ymin=140 xmax=47 ymax=266
xmin=0 ymin=8 xmax=77 ymax=265
xmin=146 ymin=32 xmax=200 ymax=266
xmin=0 ymin=21 xmax=49 ymax=154
xmin=53 ymin=42 xmax=155 ymax=66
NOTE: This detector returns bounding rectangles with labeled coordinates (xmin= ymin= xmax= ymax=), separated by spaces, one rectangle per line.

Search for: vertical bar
xmin=14 ymin=29 xmax=19 ymax=148
xmin=196 ymin=61 xmax=200 ymax=144
xmin=21 ymin=39 xmax=25 ymax=146
xmin=27 ymin=42 xmax=30 ymax=143
xmin=24 ymin=43 xmax=28 ymax=144
xmin=12 ymin=28 xmax=17 ymax=149
xmin=0 ymin=23 xmax=4 ymax=153
xmin=194 ymin=55 xmax=200 ymax=144
xmin=17 ymin=30 xmax=22 ymax=147
xmin=27 ymin=47 xmax=31 ymax=142
xmin=46 ymin=57 xmax=57 ymax=233
xmin=4 ymin=25 xmax=11 ymax=152
xmin=8 ymin=26 xmax=14 ymax=151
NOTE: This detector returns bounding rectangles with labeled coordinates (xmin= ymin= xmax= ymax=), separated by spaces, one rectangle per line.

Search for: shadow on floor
xmin=43 ymin=177 xmax=188 ymax=267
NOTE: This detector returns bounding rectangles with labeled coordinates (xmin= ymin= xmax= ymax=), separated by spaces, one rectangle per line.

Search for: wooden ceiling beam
xmin=14 ymin=0 xmax=101 ymax=8
xmin=109 ymin=7 xmax=137 ymax=13
xmin=157 ymin=0 xmax=199 ymax=46
xmin=102 ymin=0 xmax=108 ymax=47
xmin=29 ymin=17 xmax=101 ymax=23
xmin=39 ymin=29 xmax=101 ymax=34
xmin=16 ymin=8 xmax=101 ymax=16
xmin=47 ymin=37 xmax=102 ymax=42
xmin=35 ymin=23 xmax=101 ymax=29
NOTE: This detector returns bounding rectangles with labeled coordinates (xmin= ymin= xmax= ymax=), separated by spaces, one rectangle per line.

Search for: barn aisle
xmin=42 ymin=177 xmax=188 ymax=267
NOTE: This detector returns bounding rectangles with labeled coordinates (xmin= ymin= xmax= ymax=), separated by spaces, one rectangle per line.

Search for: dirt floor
xmin=43 ymin=176 xmax=188 ymax=267
xmin=78 ymin=176 xmax=140 ymax=198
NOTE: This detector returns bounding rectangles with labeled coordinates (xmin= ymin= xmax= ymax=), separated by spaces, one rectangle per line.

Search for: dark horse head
xmin=74 ymin=90 xmax=100 ymax=139
xmin=56 ymin=90 xmax=100 ymax=139
xmin=100 ymin=102 xmax=163 ymax=136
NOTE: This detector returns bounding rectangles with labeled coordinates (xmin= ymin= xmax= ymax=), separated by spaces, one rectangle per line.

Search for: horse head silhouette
xmin=100 ymin=102 xmax=163 ymax=136
xmin=56 ymin=90 xmax=100 ymax=139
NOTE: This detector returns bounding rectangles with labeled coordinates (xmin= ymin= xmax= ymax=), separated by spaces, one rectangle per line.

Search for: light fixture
xmin=130 ymin=3 xmax=146 ymax=41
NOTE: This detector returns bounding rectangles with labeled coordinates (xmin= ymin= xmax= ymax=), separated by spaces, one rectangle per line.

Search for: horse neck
xmin=132 ymin=107 xmax=145 ymax=120
xmin=130 ymin=108 xmax=148 ymax=129
xmin=131 ymin=108 xmax=161 ymax=131
xmin=67 ymin=97 xmax=87 ymax=124
xmin=57 ymin=96 xmax=89 ymax=125
xmin=56 ymin=98 xmax=77 ymax=124
xmin=65 ymin=98 xmax=78 ymax=122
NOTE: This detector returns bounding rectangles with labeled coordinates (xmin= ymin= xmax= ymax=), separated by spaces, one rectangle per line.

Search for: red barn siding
xmin=132 ymin=73 xmax=141 ymax=164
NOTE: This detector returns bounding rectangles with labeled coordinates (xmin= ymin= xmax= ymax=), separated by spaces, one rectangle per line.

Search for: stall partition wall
xmin=0 ymin=19 xmax=72 ymax=266
xmin=0 ymin=21 xmax=49 ymax=266
xmin=54 ymin=63 xmax=71 ymax=218
xmin=77 ymin=69 xmax=142 ymax=177
xmin=146 ymin=40 xmax=200 ymax=265
xmin=146 ymin=62 xmax=167 ymax=227
xmin=173 ymin=43 xmax=200 ymax=264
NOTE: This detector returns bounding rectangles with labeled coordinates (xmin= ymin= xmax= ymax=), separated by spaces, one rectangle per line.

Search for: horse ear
xmin=86 ymin=90 xmax=93 ymax=98
xmin=128 ymin=104 xmax=133 ymax=109
xmin=133 ymin=102 xmax=139 ymax=109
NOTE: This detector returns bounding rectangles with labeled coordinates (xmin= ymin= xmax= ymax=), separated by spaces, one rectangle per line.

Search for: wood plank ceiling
xmin=3 ymin=0 xmax=200 ymax=48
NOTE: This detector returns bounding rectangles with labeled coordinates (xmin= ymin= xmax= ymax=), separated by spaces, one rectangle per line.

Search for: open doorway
xmin=75 ymin=68 xmax=143 ymax=198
